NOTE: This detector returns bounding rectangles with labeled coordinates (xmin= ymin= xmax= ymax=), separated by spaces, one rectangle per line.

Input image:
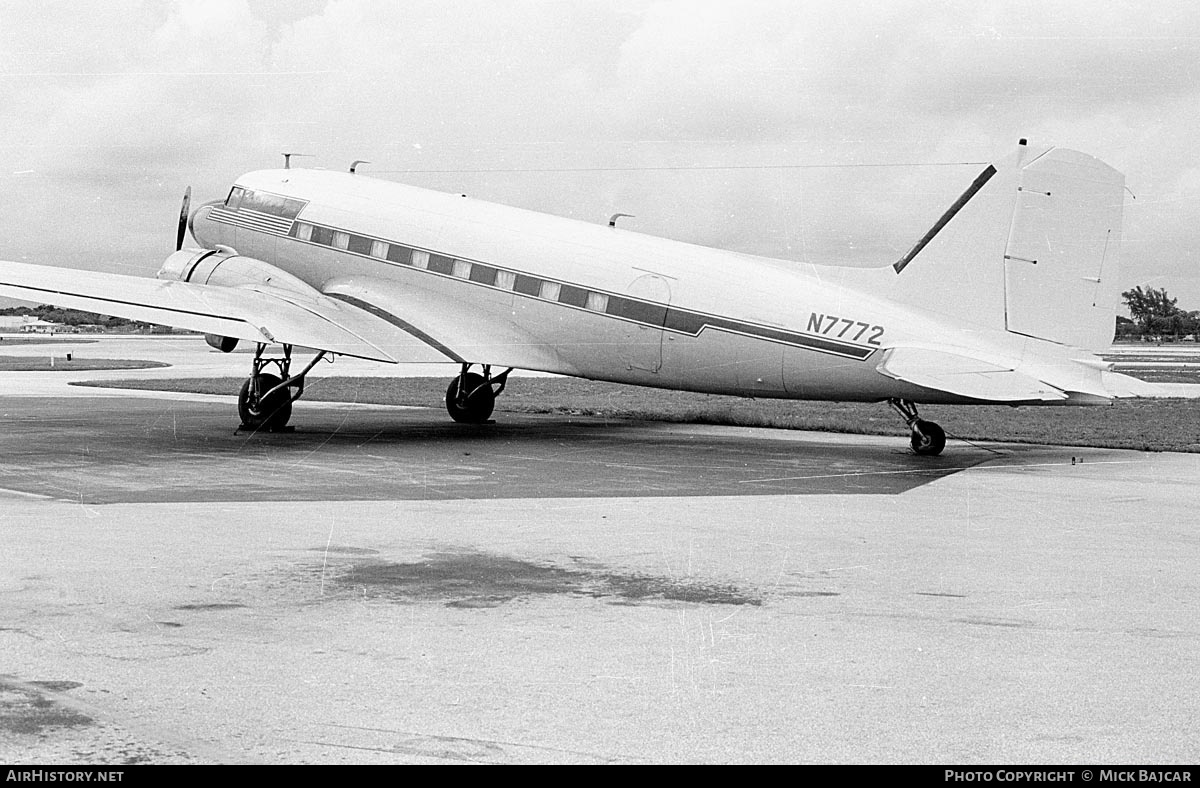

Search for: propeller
xmin=175 ymin=186 xmax=192 ymax=251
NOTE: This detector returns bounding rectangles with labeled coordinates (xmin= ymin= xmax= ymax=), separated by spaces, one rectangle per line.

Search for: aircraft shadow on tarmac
xmin=0 ymin=396 xmax=1001 ymax=504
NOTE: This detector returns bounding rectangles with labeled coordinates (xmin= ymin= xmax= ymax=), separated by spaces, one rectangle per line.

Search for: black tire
xmin=445 ymin=372 xmax=495 ymax=424
xmin=910 ymin=419 xmax=946 ymax=456
xmin=238 ymin=373 xmax=293 ymax=431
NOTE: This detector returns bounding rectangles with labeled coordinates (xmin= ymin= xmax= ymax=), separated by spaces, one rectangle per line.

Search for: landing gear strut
xmin=446 ymin=363 xmax=512 ymax=424
xmin=888 ymin=398 xmax=946 ymax=456
xmin=237 ymin=343 xmax=327 ymax=432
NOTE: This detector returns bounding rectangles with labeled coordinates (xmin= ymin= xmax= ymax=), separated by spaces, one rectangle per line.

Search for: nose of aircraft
xmin=187 ymin=199 xmax=223 ymax=249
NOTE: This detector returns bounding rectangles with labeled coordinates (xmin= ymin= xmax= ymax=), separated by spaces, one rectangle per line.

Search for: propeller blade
xmin=176 ymin=186 xmax=192 ymax=251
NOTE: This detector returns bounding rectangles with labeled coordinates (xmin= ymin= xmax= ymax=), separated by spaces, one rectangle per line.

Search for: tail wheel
xmin=910 ymin=419 xmax=946 ymax=456
xmin=445 ymin=372 xmax=495 ymax=424
xmin=238 ymin=373 xmax=293 ymax=431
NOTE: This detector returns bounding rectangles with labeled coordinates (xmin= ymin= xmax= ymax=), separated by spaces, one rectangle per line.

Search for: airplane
xmin=0 ymin=139 xmax=1154 ymax=456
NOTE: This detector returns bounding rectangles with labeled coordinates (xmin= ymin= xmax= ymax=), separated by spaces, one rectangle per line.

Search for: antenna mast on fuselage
xmin=281 ymin=153 xmax=315 ymax=169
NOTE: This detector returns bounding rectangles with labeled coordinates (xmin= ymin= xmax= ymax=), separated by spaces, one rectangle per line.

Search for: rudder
xmin=1001 ymin=146 xmax=1124 ymax=351
xmin=881 ymin=143 xmax=1125 ymax=352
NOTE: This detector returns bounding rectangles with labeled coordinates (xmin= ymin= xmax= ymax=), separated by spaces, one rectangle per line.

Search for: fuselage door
xmin=616 ymin=273 xmax=671 ymax=373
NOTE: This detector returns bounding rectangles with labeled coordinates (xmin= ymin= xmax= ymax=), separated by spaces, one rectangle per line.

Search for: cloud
xmin=0 ymin=0 xmax=1198 ymax=304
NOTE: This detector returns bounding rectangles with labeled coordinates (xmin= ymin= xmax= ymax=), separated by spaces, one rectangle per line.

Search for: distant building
xmin=18 ymin=319 xmax=65 ymax=334
xmin=0 ymin=315 xmax=35 ymax=331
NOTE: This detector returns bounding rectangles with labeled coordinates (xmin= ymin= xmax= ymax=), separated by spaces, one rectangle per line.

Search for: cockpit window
xmin=231 ymin=188 xmax=306 ymax=219
xmin=246 ymin=190 xmax=305 ymax=219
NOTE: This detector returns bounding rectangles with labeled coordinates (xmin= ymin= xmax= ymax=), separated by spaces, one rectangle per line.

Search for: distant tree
xmin=1123 ymin=286 xmax=1182 ymax=337
xmin=1114 ymin=315 xmax=1141 ymax=340
xmin=1184 ymin=311 xmax=1200 ymax=340
xmin=0 ymin=304 xmax=140 ymax=329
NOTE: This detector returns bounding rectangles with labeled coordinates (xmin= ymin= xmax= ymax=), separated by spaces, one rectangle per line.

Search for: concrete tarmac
xmin=1 ymin=341 xmax=1199 ymax=763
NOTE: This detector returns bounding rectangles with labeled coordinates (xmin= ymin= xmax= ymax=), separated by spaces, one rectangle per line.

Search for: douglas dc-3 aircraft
xmin=0 ymin=140 xmax=1153 ymax=455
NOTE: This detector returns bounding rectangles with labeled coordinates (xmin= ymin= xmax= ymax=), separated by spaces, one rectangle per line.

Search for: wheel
xmin=910 ymin=419 xmax=946 ymax=456
xmin=238 ymin=373 xmax=293 ymax=431
xmin=445 ymin=372 xmax=495 ymax=424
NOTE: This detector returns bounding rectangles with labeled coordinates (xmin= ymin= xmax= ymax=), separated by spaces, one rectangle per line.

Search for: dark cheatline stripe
xmin=328 ymin=293 xmax=465 ymax=363
xmin=605 ymin=296 xmax=667 ymax=326
xmin=283 ymin=220 xmax=878 ymax=361
xmin=664 ymin=309 xmax=875 ymax=359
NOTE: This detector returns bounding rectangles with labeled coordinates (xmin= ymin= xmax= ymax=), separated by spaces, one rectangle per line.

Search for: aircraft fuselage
xmin=187 ymin=167 xmax=1102 ymax=405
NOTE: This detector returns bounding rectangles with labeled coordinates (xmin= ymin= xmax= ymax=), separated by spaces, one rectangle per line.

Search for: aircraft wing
xmin=0 ymin=260 xmax=450 ymax=363
xmin=322 ymin=275 xmax=571 ymax=372
xmin=877 ymin=346 xmax=1069 ymax=402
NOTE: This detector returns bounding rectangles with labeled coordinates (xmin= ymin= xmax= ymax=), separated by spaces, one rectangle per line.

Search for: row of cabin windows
xmin=288 ymin=221 xmax=668 ymax=322
xmin=225 ymin=187 xmax=306 ymax=220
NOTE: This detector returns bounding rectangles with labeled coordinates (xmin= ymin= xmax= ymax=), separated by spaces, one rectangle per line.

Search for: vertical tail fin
xmin=886 ymin=143 xmax=1125 ymax=352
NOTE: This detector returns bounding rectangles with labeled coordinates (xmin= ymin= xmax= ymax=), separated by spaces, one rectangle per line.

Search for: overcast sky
xmin=2 ymin=0 xmax=1199 ymax=310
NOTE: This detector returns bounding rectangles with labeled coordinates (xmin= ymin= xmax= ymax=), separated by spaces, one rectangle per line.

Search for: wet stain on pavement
xmin=1128 ymin=627 xmax=1191 ymax=639
xmin=0 ymin=677 xmax=93 ymax=735
xmin=308 ymin=545 xmax=380 ymax=556
xmin=173 ymin=603 xmax=247 ymax=611
xmin=330 ymin=550 xmax=761 ymax=608
xmin=954 ymin=616 xmax=1033 ymax=628
xmin=28 ymin=681 xmax=83 ymax=692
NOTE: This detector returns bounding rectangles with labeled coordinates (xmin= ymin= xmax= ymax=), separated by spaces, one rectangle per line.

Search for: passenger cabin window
xmin=469 ymin=264 xmax=498 ymax=286
xmin=557 ymin=284 xmax=589 ymax=308
xmin=513 ymin=274 xmax=541 ymax=296
xmin=427 ymin=254 xmax=455 ymax=275
xmin=310 ymin=226 xmax=334 ymax=246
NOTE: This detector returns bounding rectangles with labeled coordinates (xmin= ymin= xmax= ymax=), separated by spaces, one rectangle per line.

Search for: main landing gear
xmin=446 ymin=363 xmax=512 ymax=424
xmin=888 ymin=398 xmax=946 ymax=456
xmin=237 ymin=343 xmax=327 ymax=432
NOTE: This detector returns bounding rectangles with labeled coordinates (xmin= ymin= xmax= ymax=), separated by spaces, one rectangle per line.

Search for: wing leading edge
xmin=0 ymin=260 xmax=451 ymax=364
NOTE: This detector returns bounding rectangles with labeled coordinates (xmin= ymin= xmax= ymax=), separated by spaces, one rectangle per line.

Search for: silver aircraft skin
xmin=0 ymin=140 xmax=1151 ymax=455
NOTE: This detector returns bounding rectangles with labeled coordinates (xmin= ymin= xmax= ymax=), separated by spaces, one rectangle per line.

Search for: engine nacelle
xmin=156 ymin=249 xmax=321 ymax=300
xmin=158 ymin=249 xmax=326 ymax=355
xmin=204 ymin=333 xmax=239 ymax=353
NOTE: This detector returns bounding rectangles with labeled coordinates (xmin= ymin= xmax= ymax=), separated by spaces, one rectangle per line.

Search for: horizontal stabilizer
xmin=1100 ymin=370 xmax=1162 ymax=399
xmin=877 ymin=346 xmax=1068 ymax=402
